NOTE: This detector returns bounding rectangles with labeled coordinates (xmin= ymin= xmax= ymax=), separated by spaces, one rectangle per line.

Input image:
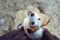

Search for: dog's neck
xmin=28 ymin=28 xmax=43 ymax=40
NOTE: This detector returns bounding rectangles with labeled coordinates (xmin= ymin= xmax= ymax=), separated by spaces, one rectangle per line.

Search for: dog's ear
xmin=40 ymin=14 xmax=51 ymax=27
xmin=42 ymin=18 xmax=50 ymax=26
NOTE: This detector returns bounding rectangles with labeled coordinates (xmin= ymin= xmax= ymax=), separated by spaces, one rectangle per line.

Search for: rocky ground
xmin=0 ymin=0 xmax=60 ymax=38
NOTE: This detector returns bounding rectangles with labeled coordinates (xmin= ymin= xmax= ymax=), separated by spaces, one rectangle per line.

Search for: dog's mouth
xmin=27 ymin=29 xmax=35 ymax=33
xmin=27 ymin=24 xmax=38 ymax=34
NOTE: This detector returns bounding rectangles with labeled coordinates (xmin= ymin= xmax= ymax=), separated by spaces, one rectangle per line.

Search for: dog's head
xmin=26 ymin=10 xmax=42 ymax=32
xmin=17 ymin=10 xmax=42 ymax=33
xmin=19 ymin=10 xmax=50 ymax=33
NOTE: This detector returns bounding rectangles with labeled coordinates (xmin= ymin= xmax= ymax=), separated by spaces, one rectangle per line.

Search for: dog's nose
xmin=31 ymin=13 xmax=34 ymax=17
xmin=31 ymin=22 xmax=35 ymax=25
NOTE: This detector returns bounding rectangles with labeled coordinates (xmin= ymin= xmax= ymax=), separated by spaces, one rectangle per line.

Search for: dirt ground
xmin=0 ymin=0 xmax=60 ymax=38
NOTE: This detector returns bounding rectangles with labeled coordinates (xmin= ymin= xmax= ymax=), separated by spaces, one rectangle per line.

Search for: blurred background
xmin=0 ymin=0 xmax=60 ymax=38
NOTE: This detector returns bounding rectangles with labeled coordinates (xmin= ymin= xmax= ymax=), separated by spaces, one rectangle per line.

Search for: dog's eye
xmin=38 ymin=18 xmax=40 ymax=20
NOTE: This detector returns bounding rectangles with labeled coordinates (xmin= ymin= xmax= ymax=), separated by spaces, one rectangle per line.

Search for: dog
xmin=17 ymin=10 xmax=50 ymax=40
